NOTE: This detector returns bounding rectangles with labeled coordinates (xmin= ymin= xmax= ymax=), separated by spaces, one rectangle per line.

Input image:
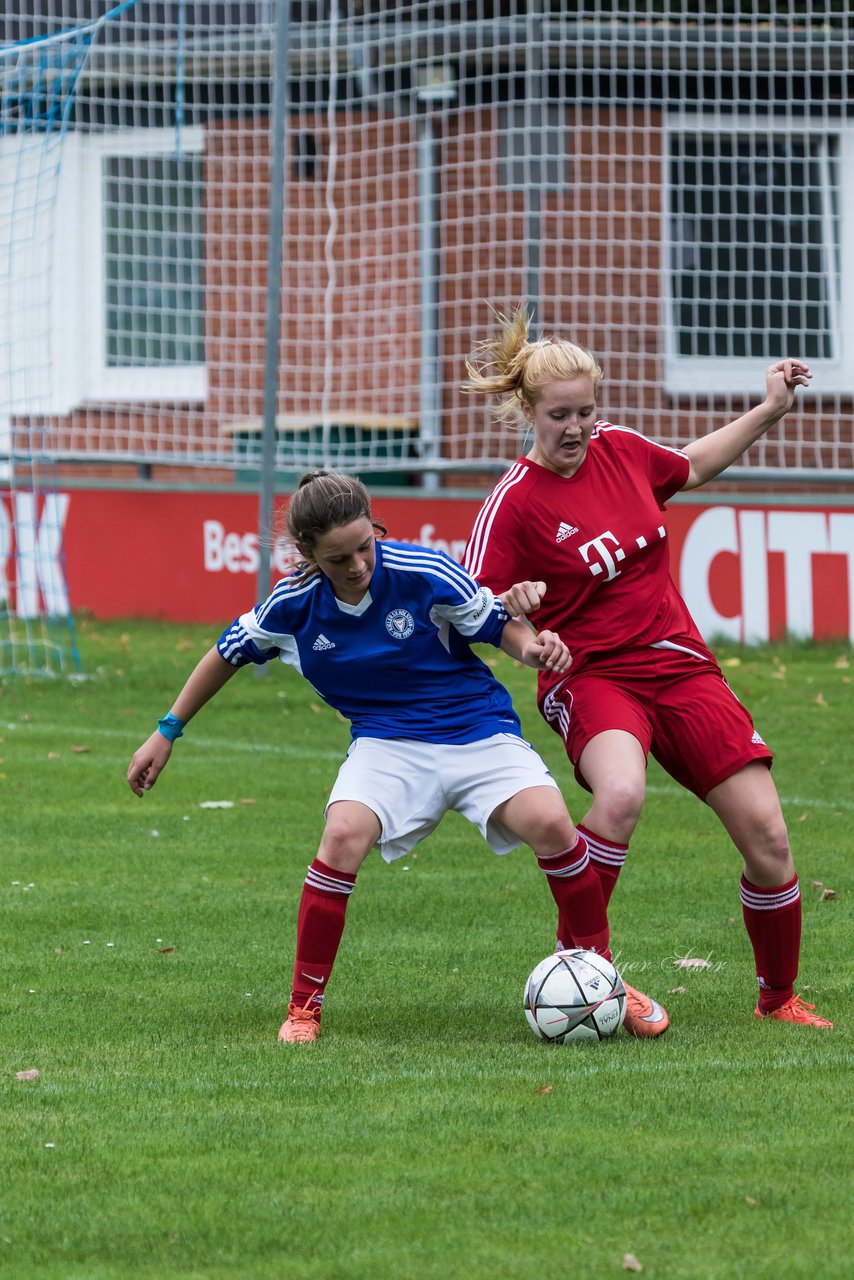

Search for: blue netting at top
xmin=0 ymin=35 xmax=93 ymax=136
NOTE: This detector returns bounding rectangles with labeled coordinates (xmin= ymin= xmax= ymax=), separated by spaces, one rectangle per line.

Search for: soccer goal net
xmin=2 ymin=0 xmax=852 ymax=509
xmin=0 ymin=8 xmax=122 ymax=673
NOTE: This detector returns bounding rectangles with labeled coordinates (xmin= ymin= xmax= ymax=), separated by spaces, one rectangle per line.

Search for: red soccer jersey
xmin=463 ymin=422 xmax=708 ymax=686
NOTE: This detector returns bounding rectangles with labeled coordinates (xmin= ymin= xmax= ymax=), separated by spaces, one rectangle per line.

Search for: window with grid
xmin=103 ymin=152 xmax=206 ymax=369
xmin=665 ymin=125 xmax=845 ymax=393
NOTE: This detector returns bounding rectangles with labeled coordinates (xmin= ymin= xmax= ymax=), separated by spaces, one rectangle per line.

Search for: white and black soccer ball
xmin=524 ymin=948 xmax=626 ymax=1044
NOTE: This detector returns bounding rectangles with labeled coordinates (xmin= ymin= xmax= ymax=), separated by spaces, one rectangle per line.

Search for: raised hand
xmin=765 ymin=359 xmax=812 ymax=418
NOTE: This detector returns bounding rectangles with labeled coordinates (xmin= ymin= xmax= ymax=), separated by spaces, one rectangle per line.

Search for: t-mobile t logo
xmin=578 ymin=531 xmax=626 ymax=581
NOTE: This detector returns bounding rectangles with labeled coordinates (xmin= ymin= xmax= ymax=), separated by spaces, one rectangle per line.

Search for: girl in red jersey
xmin=463 ymin=307 xmax=832 ymax=1030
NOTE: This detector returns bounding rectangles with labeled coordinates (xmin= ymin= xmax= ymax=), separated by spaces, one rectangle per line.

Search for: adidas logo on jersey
xmin=312 ymin=634 xmax=336 ymax=651
xmin=556 ymin=521 xmax=579 ymax=543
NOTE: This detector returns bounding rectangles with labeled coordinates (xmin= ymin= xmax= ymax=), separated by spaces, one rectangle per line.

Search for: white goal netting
xmin=0 ymin=7 xmax=116 ymax=672
xmin=2 ymin=1 xmax=852 ymax=493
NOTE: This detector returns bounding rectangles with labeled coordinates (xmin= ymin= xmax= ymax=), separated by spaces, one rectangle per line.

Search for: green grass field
xmin=1 ymin=618 xmax=851 ymax=1280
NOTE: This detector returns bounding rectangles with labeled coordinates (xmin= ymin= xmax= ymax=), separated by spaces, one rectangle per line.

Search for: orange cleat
xmin=277 ymin=997 xmax=322 ymax=1044
xmin=622 ymin=983 xmax=670 ymax=1038
xmin=754 ymin=995 xmax=834 ymax=1028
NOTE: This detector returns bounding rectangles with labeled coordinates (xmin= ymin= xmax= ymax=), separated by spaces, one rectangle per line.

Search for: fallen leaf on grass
xmin=623 ymin=1254 xmax=643 ymax=1273
xmin=15 ymin=1069 xmax=40 ymax=1081
xmin=797 ymin=813 xmax=809 ymax=822
xmin=814 ymin=692 xmax=828 ymax=707
xmin=820 ymin=888 xmax=838 ymax=902
xmin=811 ymin=880 xmax=824 ymax=890
xmin=745 ymin=1196 xmax=758 ymax=1207
xmin=673 ymin=957 xmax=711 ymax=970
xmin=532 ymin=1084 xmax=553 ymax=1096
xmin=199 ymin=801 xmax=235 ymax=809
xmin=669 ymin=986 xmax=686 ymax=995
xmin=834 ymin=656 xmax=849 ymax=669
xmin=70 ymin=744 xmax=90 ymax=754
xmin=47 ymin=752 xmax=61 ymax=760
xmin=156 ymin=947 xmax=176 ymax=954
xmin=239 ymin=798 xmax=256 ymax=805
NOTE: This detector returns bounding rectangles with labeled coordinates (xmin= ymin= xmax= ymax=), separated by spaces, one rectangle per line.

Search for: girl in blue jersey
xmin=127 ymin=471 xmax=613 ymax=1044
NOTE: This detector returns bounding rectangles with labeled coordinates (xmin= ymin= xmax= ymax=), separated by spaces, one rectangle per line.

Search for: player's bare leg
xmin=576 ymin=729 xmax=644 ymax=904
xmin=577 ymin=730 xmax=647 ymax=845
xmin=706 ymin=764 xmax=833 ymax=1028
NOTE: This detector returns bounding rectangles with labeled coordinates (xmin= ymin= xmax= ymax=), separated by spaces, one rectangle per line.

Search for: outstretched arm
xmin=127 ymin=646 xmax=239 ymax=796
xmin=681 ymin=359 xmax=812 ymax=491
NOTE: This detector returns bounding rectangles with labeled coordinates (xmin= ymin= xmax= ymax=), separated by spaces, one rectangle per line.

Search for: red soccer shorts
xmin=540 ymin=644 xmax=773 ymax=800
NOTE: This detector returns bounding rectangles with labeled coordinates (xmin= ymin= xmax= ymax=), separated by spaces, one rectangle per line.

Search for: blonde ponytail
xmin=464 ymin=305 xmax=603 ymax=427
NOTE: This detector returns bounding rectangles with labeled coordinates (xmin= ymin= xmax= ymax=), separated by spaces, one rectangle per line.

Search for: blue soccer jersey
xmin=217 ymin=541 xmax=522 ymax=744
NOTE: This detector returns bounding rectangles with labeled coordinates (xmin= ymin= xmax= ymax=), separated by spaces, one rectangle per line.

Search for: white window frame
xmin=663 ymin=114 xmax=854 ymax=396
xmin=80 ymin=125 xmax=207 ymax=404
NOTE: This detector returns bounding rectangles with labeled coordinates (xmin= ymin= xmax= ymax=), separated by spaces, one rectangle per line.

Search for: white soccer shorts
xmin=325 ymin=732 xmax=559 ymax=862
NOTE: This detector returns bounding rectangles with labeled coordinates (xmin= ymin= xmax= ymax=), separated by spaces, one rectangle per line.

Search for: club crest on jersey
xmin=556 ymin=521 xmax=579 ymax=543
xmin=385 ymin=608 xmax=415 ymax=640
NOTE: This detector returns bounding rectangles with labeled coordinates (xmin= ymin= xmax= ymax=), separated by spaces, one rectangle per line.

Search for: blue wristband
xmin=157 ymin=713 xmax=186 ymax=741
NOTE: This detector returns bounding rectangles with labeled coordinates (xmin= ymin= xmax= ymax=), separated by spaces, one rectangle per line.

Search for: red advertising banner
xmin=2 ymin=487 xmax=853 ymax=643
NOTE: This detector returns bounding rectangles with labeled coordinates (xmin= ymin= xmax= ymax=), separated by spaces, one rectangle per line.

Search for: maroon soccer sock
xmin=290 ymin=857 xmax=357 ymax=1009
xmin=537 ymin=833 xmax=611 ymax=958
xmin=740 ymin=874 xmax=802 ymax=1012
xmin=577 ymin=823 xmax=628 ymax=909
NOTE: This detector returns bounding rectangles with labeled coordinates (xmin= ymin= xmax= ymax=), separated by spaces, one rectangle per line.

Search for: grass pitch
xmin=1 ymin=618 xmax=851 ymax=1279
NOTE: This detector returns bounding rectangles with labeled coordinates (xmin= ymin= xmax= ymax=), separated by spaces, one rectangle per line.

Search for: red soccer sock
xmin=290 ymin=857 xmax=357 ymax=1009
xmin=537 ymin=833 xmax=611 ymax=958
xmin=740 ymin=874 xmax=802 ymax=1012
xmin=577 ymin=823 xmax=628 ymax=909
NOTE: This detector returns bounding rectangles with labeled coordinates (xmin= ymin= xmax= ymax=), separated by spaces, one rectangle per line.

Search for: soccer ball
xmin=524 ymin=948 xmax=626 ymax=1044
